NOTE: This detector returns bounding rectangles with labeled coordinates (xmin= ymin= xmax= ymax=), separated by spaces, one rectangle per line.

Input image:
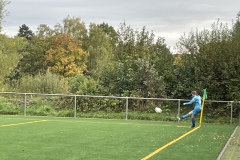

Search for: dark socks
xmin=191 ymin=118 xmax=195 ymax=128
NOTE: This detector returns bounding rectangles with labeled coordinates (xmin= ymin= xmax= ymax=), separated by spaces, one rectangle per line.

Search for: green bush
xmin=27 ymin=105 xmax=55 ymax=116
xmin=16 ymin=71 xmax=68 ymax=93
xmin=67 ymin=74 xmax=98 ymax=94
xmin=56 ymin=110 xmax=74 ymax=117
xmin=0 ymin=97 xmax=22 ymax=115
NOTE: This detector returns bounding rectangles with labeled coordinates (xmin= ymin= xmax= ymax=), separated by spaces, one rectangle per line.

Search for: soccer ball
xmin=155 ymin=107 xmax=162 ymax=113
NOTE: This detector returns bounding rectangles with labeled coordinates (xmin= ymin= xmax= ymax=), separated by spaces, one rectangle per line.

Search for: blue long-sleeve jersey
xmin=185 ymin=95 xmax=202 ymax=109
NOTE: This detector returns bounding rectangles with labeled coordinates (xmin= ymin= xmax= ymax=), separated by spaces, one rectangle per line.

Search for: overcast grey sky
xmin=2 ymin=0 xmax=240 ymax=49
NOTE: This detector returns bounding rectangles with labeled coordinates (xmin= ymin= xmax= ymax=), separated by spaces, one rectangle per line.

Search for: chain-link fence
xmin=0 ymin=92 xmax=239 ymax=125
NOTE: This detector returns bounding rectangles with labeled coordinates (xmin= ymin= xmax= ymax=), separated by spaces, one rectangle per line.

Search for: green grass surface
xmin=0 ymin=115 xmax=236 ymax=160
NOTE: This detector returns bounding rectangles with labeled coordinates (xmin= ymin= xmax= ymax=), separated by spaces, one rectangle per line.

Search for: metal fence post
xmin=126 ymin=98 xmax=129 ymax=120
xmin=239 ymin=102 xmax=240 ymax=126
xmin=177 ymin=99 xmax=180 ymax=122
xmin=239 ymin=107 xmax=240 ymax=126
xmin=230 ymin=101 xmax=233 ymax=125
xmin=74 ymin=96 xmax=77 ymax=118
xmin=24 ymin=94 xmax=27 ymax=116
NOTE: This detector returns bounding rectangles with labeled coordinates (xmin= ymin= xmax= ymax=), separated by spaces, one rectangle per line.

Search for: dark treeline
xmin=1 ymin=8 xmax=240 ymax=104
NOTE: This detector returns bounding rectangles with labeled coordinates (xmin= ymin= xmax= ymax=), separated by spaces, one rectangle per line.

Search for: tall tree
xmin=54 ymin=16 xmax=87 ymax=43
xmin=0 ymin=0 xmax=10 ymax=32
xmin=45 ymin=33 xmax=89 ymax=77
xmin=17 ymin=38 xmax=49 ymax=76
xmin=116 ymin=22 xmax=136 ymax=61
xmin=8 ymin=25 xmax=50 ymax=81
xmin=98 ymin=22 xmax=118 ymax=47
xmin=85 ymin=23 xmax=114 ymax=79
xmin=226 ymin=12 xmax=240 ymax=100
xmin=149 ymin=37 xmax=175 ymax=97
xmin=17 ymin=24 xmax=34 ymax=41
xmin=100 ymin=24 xmax=171 ymax=98
xmin=36 ymin=24 xmax=54 ymax=39
xmin=175 ymin=20 xmax=233 ymax=100
xmin=0 ymin=35 xmax=27 ymax=88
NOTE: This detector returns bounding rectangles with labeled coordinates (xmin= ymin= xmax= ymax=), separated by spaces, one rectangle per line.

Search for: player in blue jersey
xmin=180 ymin=91 xmax=202 ymax=128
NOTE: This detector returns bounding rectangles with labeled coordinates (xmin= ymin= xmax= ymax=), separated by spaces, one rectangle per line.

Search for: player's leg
xmin=182 ymin=111 xmax=196 ymax=128
xmin=181 ymin=110 xmax=193 ymax=119
xmin=191 ymin=113 xmax=195 ymax=128
xmin=191 ymin=108 xmax=201 ymax=128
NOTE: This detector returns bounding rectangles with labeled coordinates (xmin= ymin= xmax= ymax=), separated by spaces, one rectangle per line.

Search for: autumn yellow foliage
xmin=45 ymin=34 xmax=89 ymax=77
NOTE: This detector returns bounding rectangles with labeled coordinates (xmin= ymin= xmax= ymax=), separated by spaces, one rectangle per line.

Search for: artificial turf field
xmin=0 ymin=115 xmax=236 ymax=160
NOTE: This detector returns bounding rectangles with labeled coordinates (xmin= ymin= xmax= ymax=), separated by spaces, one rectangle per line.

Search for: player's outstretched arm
xmin=183 ymin=97 xmax=196 ymax=105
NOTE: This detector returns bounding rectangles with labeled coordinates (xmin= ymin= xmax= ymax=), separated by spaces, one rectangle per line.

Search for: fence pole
xmin=177 ymin=99 xmax=180 ymax=122
xmin=126 ymin=98 xmax=129 ymax=120
xmin=239 ymin=107 xmax=240 ymax=126
xmin=239 ymin=102 xmax=240 ymax=126
xmin=230 ymin=101 xmax=233 ymax=125
xmin=24 ymin=94 xmax=27 ymax=116
xmin=74 ymin=96 xmax=77 ymax=118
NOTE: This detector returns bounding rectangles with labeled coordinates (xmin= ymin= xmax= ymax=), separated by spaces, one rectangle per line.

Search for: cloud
xmin=2 ymin=0 xmax=240 ymax=48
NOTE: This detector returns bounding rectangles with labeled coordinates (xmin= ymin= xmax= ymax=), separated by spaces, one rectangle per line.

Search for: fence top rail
xmin=0 ymin=92 xmax=178 ymax=100
xmin=0 ymin=92 xmax=73 ymax=97
xmin=0 ymin=92 xmax=237 ymax=103
xmin=205 ymin=100 xmax=234 ymax=103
